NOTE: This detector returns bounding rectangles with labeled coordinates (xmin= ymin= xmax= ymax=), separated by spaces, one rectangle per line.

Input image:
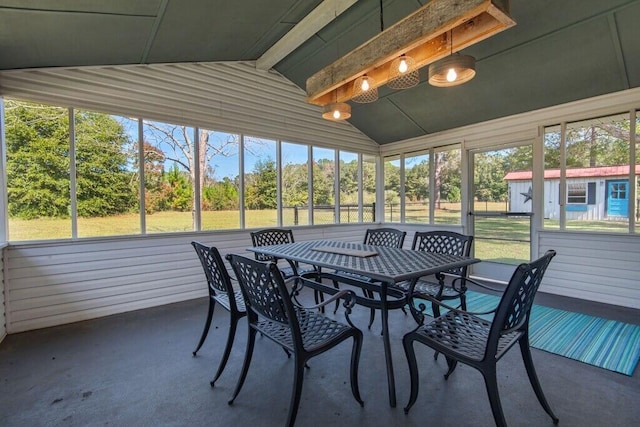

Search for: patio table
xmin=247 ymin=239 xmax=479 ymax=407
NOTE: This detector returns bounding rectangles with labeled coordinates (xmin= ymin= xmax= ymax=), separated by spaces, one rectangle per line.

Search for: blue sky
xmin=116 ymin=115 xmax=357 ymax=179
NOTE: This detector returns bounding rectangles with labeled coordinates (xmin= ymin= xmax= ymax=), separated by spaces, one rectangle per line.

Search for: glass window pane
xmin=282 ymin=142 xmax=309 ymax=227
xmin=565 ymin=114 xmax=630 ymax=232
xmin=143 ymin=120 xmax=195 ymax=233
xmin=244 ymin=136 xmax=277 ymax=228
xmin=384 ymin=156 xmax=401 ymax=222
xmin=434 ymin=147 xmax=462 ymax=224
xmin=404 ymin=152 xmax=429 ymax=223
xmin=6 ymin=99 xmax=72 ymax=240
xmin=200 ymin=130 xmax=240 ymax=230
xmin=313 ymin=147 xmax=335 ymax=224
xmin=567 ymin=183 xmax=586 ymax=204
xmin=339 ymin=151 xmax=358 ymax=223
xmin=362 ymin=154 xmax=377 ymax=222
xmin=75 ymin=111 xmax=139 ymax=237
xmin=543 ymin=125 xmax=561 ymax=229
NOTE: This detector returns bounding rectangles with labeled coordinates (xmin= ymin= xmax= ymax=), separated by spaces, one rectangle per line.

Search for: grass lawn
xmin=8 ymin=206 xmax=634 ymax=265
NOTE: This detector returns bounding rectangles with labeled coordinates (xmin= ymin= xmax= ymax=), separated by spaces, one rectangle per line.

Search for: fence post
xmin=372 ymin=202 xmax=376 ymax=222
xmin=294 ymin=206 xmax=298 ymax=226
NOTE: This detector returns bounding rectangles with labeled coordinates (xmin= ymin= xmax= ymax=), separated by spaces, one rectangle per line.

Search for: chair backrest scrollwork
xmin=227 ymin=253 xmax=293 ymax=326
xmin=364 ymin=228 xmax=406 ymax=248
xmin=490 ymin=250 xmax=556 ymax=345
xmin=411 ymin=231 xmax=473 ymax=276
xmin=250 ymin=228 xmax=295 ymax=262
xmin=191 ymin=241 xmax=234 ymax=296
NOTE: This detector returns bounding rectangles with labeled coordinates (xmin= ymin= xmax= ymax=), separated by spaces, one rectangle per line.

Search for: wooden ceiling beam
xmin=256 ymin=0 xmax=359 ymax=71
xmin=306 ymin=0 xmax=515 ymax=106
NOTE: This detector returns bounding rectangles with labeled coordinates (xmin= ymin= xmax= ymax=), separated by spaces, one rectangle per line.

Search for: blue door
xmin=607 ymin=180 xmax=628 ymax=217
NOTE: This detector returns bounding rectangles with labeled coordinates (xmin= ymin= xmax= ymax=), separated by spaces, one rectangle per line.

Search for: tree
xmin=74 ymin=110 xmax=137 ymax=216
xmin=405 ymin=160 xmax=429 ymax=201
xmin=282 ymin=162 xmax=308 ymax=206
xmin=339 ymin=159 xmax=358 ymax=204
xmin=245 ymin=158 xmax=277 ymax=209
xmin=203 ymin=177 xmax=239 ymax=210
xmin=312 ymin=159 xmax=334 ymax=205
xmin=5 ymin=100 xmax=136 ymax=219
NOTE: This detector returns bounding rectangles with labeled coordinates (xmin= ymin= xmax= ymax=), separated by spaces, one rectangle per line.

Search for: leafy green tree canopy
xmin=5 ymin=100 xmax=136 ymax=219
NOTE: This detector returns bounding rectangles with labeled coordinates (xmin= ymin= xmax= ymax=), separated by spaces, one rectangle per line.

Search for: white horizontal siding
xmin=4 ymin=224 xmax=375 ymax=333
xmin=0 ymin=61 xmax=379 ymax=154
xmin=538 ymin=231 xmax=640 ymax=309
xmin=4 ymin=223 xmax=639 ymax=333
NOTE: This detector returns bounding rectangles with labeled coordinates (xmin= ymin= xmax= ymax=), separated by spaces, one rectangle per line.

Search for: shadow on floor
xmin=1 ymin=289 xmax=639 ymax=426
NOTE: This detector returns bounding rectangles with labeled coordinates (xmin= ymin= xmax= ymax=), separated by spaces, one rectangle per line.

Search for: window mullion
xmin=69 ymin=108 xmax=78 ymax=239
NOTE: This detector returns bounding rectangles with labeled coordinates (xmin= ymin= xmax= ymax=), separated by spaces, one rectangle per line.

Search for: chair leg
xmin=365 ymin=289 xmax=376 ymax=329
xmin=228 ymin=327 xmax=256 ymax=405
xmin=519 ymin=338 xmax=559 ymax=424
xmin=285 ymin=355 xmax=306 ymax=427
xmin=193 ymin=298 xmax=215 ymax=356
xmin=210 ymin=312 xmax=239 ymax=387
xmin=481 ymin=366 xmax=507 ymax=427
xmin=402 ymin=334 xmax=420 ymax=414
xmin=431 ymin=301 xmax=441 ymax=361
xmin=350 ymin=331 xmax=364 ymax=406
xmin=332 ymin=280 xmax=341 ymax=314
xmin=443 ymin=357 xmax=458 ymax=380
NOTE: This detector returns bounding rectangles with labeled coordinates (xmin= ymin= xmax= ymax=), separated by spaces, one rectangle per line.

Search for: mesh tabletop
xmin=247 ymin=240 xmax=478 ymax=283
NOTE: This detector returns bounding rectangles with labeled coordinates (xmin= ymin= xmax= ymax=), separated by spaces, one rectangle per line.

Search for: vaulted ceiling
xmin=1 ymin=0 xmax=639 ymax=144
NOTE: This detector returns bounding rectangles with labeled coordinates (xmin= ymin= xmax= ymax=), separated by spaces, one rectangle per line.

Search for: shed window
xmin=567 ymin=183 xmax=586 ymax=204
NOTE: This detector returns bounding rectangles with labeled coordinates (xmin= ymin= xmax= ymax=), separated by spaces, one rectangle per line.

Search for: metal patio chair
xmin=250 ymin=228 xmax=314 ymax=278
xmin=332 ymin=228 xmax=407 ymax=327
xmin=394 ymin=231 xmax=474 ymax=319
xmin=226 ymin=253 xmax=363 ymax=427
xmin=191 ymin=242 xmax=246 ymax=387
xmin=403 ymin=250 xmax=558 ymax=427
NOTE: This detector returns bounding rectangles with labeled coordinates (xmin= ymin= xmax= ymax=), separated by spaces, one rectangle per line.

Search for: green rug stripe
xmin=418 ymin=291 xmax=640 ymax=376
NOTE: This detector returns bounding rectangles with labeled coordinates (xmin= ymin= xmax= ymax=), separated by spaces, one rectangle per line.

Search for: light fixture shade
xmin=322 ymin=102 xmax=351 ymax=121
xmin=352 ymin=75 xmax=379 ymax=103
xmin=387 ymin=55 xmax=420 ymax=90
xmin=428 ymin=54 xmax=476 ymax=87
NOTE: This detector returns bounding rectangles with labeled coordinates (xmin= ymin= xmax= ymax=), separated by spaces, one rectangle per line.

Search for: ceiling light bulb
xmin=361 ymin=77 xmax=370 ymax=91
xmin=446 ymin=68 xmax=457 ymax=82
xmin=398 ymin=58 xmax=408 ymax=73
xmin=333 ymin=109 xmax=341 ymax=119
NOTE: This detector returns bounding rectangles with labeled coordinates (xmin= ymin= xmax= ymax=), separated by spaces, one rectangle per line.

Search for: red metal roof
xmin=504 ymin=165 xmax=640 ymax=181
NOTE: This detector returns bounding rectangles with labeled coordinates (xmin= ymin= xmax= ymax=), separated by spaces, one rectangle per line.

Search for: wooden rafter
xmin=256 ymin=0 xmax=360 ymax=71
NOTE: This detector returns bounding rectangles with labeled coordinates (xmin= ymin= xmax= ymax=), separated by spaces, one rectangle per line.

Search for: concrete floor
xmin=1 ymin=288 xmax=639 ymax=427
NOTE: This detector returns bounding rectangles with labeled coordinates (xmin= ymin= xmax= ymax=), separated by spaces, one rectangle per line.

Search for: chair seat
xmin=254 ymin=306 xmax=353 ymax=353
xmin=394 ymin=278 xmax=461 ymax=299
xmin=214 ymin=289 xmax=246 ymax=312
xmin=413 ymin=311 xmax=521 ymax=362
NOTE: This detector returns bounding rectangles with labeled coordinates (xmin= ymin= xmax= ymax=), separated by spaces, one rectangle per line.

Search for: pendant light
xmin=322 ymin=102 xmax=351 ymax=121
xmin=352 ymin=75 xmax=378 ymax=103
xmin=428 ymin=30 xmax=476 ymax=87
xmin=387 ymin=55 xmax=420 ymax=90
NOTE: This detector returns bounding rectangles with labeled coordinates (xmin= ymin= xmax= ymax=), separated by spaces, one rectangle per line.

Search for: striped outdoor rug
xmin=421 ymin=291 xmax=640 ymax=376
